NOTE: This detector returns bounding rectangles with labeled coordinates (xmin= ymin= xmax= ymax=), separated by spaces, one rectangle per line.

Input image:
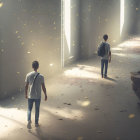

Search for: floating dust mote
xmin=16 ymin=31 xmax=19 ymax=34
xmin=0 ymin=2 xmax=3 ymax=8
xmin=128 ymin=114 xmax=135 ymax=119
xmin=50 ymin=63 xmax=54 ymax=67
xmin=1 ymin=49 xmax=4 ymax=52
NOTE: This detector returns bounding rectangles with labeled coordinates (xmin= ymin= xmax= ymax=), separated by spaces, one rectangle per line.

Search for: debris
xmin=64 ymin=103 xmax=71 ymax=105
xmin=58 ymin=118 xmax=63 ymax=120
xmin=120 ymin=109 xmax=127 ymax=112
xmin=84 ymin=97 xmax=88 ymax=99
xmin=16 ymin=31 xmax=19 ymax=34
xmin=77 ymin=137 xmax=84 ymax=140
xmin=94 ymin=108 xmax=100 ymax=110
xmin=128 ymin=114 xmax=135 ymax=119
xmin=97 ymin=131 xmax=103 ymax=133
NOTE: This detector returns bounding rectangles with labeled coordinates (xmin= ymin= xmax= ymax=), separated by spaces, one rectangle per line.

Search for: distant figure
xmin=98 ymin=34 xmax=111 ymax=78
xmin=25 ymin=61 xmax=47 ymax=128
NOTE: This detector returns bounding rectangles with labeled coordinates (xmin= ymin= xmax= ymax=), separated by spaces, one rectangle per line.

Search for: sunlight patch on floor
xmin=112 ymin=53 xmax=127 ymax=57
xmin=44 ymin=106 xmax=84 ymax=120
xmin=112 ymin=47 xmax=123 ymax=51
xmin=63 ymin=66 xmax=116 ymax=85
xmin=0 ymin=107 xmax=26 ymax=138
xmin=64 ymin=67 xmax=100 ymax=79
xmin=118 ymin=37 xmax=140 ymax=48
xmin=77 ymin=65 xmax=100 ymax=72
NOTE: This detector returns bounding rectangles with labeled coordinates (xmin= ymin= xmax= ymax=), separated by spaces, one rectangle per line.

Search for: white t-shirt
xmin=25 ymin=71 xmax=44 ymax=99
xmin=101 ymin=42 xmax=110 ymax=60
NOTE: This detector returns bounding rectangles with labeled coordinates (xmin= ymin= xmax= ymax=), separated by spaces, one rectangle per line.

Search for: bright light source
xmin=120 ymin=0 xmax=124 ymax=35
xmin=64 ymin=0 xmax=71 ymax=54
xmin=61 ymin=0 xmax=71 ymax=67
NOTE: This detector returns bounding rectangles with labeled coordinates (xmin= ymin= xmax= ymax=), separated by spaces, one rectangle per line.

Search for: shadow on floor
xmin=104 ymin=77 xmax=117 ymax=82
xmin=28 ymin=127 xmax=63 ymax=140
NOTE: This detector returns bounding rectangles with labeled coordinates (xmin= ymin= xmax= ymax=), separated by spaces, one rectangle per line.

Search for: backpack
xmin=97 ymin=42 xmax=106 ymax=57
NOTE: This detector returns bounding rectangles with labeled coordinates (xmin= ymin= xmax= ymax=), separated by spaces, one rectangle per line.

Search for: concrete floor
xmin=1 ymin=37 xmax=140 ymax=140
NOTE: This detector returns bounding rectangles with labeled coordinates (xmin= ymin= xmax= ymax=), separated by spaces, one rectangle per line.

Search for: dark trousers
xmin=101 ymin=59 xmax=108 ymax=76
xmin=28 ymin=99 xmax=41 ymax=124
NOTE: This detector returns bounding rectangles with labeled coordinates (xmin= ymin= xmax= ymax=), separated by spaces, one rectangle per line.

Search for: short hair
xmin=32 ymin=61 xmax=39 ymax=70
xmin=103 ymin=34 xmax=108 ymax=41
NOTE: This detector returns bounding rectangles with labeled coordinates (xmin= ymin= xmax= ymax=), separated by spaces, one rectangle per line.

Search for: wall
xmin=80 ymin=0 xmax=120 ymax=58
xmin=63 ymin=0 xmax=80 ymax=65
xmin=121 ymin=0 xmax=140 ymax=39
xmin=121 ymin=0 xmax=137 ymax=39
xmin=0 ymin=0 xmax=61 ymax=99
xmin=135 ymin=0 xmax=140 ymax=34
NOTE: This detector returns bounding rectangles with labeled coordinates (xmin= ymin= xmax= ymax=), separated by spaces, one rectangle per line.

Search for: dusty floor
xmin=1 ymin=37 xmax=140 ymax=140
